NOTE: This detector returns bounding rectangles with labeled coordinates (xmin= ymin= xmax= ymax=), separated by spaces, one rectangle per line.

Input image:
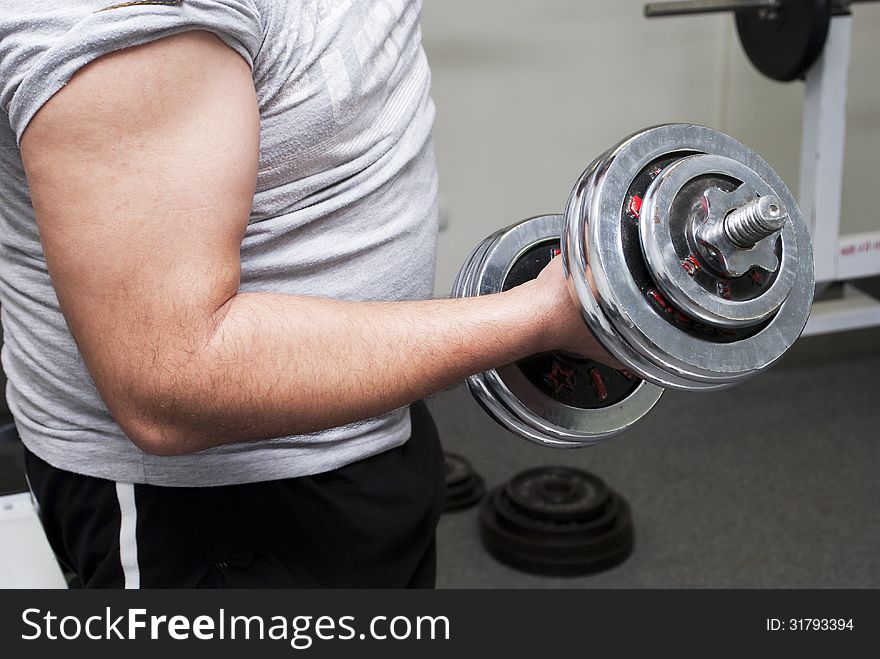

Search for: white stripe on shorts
xmin=115 ymin=482 xmax=140 ymax=589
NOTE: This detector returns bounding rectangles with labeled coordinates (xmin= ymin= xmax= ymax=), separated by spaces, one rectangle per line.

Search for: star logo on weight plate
xmin=543 ymin=360 xmax=576 ymax=395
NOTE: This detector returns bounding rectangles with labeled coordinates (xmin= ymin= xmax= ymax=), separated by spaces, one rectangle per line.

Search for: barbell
xmin=452 ymin=124 xmax=814 ymax=449
xmin=644 ymin=0 xmax=879 ymax=82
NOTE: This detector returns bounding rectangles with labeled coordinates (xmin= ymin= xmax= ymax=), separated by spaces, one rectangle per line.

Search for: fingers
xmin=532 ymin=256 xmax=624 ymax=369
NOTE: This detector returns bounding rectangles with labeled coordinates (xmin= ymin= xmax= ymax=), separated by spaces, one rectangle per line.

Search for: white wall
xmin=421 ymin=0 xmax=880 ymax=293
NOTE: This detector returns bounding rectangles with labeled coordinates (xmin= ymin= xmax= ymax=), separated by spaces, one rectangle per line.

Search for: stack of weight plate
xmin=480 ymin=466 xmax=634 ymax=576
xmin=443 ymin=452 xmax=485 ymax=512
xmin=452 ymin=213 xmax=664 ymax=449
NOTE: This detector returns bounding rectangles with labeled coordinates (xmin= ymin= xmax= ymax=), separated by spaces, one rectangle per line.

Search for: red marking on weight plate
xmin=628 ymin=195 xmax=642 ymax=218
xmin=647 ymin=289 xmax=673 ymax=313
xmin=589 ymin=368 xmax=608 ymax=402
xmin=750 ymin=270 xmax=764 ymax=286
xmin=700 ymin=195 xmax=710 ymax=213
xmin=673 ymin=311 xmax=691 ymax=327
xmin=648 ymin=166 xmax=663 ymax=180
xmin=551 ymin=248 xmax=561 ymax=258
xmin=543 ymin=361 xmax=576 ymax=395
xmin=717 ymin=281 xmax=732 ymax=299
xmin=681 ymin=254 xmax=701 ymax=276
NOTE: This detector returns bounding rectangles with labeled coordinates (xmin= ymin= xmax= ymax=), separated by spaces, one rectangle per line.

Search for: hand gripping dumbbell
xmin=453 ymin=124 xmax=814 ymax=449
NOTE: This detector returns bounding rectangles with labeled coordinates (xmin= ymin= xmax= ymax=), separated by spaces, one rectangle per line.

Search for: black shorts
xmin=24 ymin=401 xmax=446 ymax=588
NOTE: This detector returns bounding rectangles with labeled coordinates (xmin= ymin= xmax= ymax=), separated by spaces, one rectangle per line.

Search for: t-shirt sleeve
xmin=4 ymin=0 xmax=263 ymax=145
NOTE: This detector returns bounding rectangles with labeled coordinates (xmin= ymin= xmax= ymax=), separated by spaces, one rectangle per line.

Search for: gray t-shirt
xmin=0 ymin=0 xmax=438 ymax=486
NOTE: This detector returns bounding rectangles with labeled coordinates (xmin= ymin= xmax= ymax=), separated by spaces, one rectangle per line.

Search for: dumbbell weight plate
xmin=444 ymin=451 xmax=472 ymax=486
xmin=492 ymin=485 xmax=621 ymax=539
xmin=443 ymin=452 xmax=485 ymax=512
xmin=451 ymin=233 xmax=496 ymax=306
xmin=562 ymin=154 xmax=713 ymax=392
xmin=479 ymin=467 xmax=635 ymax=576
xmin=454 ymin=214 xmax=664 ymax=449
xmin=563 ymin=124 xmax=814 ymax=390
xmin=639 ymin=153 xmax=799 ymax=329
xmin=453 ymin=230 xmax=576 ymax=446
xmin=503 ymin=466 xmax=611 ymax=524
xmin=481 ymin=492 xmax=633 ymax=563
xmin=480 ymin=529 xmax=635 ymax=577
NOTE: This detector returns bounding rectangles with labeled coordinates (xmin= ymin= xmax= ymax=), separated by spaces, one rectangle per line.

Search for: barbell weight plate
xmin=503 ymin=466 xmax=611 ymax=524
xmin=479 ymin=528 xmax=635 ymax=577
xmin=444 ymin=451 xmax=473 ymax=487
xmin=493 ymin=485 xmax=621 ymax=538
xmin=639 ymin=153 xmax=798 ymax=329
xmin=735 ymin=0 xmax=832 ymax=82
xmin=446 ymin=479 xmax=486 ymax=511
xmin=443 ymin=452 xmax=486 ymax=512
xmin=456 ymin=214 xmax=664 ymax=448
xmin=479 ymin=467 xmax=635 ymax=576
xmin=563 ymin=124 xmax=814 ymax=390
xmin=482 ymin=493 xmax=632 ymax=558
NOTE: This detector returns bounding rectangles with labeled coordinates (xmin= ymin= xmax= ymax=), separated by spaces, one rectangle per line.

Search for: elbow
xmin=113 ymin=407 xmax=202 ymax=457
xmin=92 ymin=334 xmax=221 ymax=456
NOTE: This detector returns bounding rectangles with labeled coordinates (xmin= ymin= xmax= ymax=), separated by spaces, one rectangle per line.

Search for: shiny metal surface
xmin=490 ymin=361 xmax=663 ymax=444
xmin=563 ymin=124 xmax=815 ymax=390
xmin=563 ymin=133 xmax=735 ymax=389
xmin=724 ymin=195 xmax=788 ymax=248
xmin=640 ymin=153 xmax=798 ymax=327
xmin=562 ymin=151 xmax=717 ymax=390
xmin=453 ymin=214 xmax=664 ymax=448
xmin=696 ymin=187 xmax=784 ymax=276
xmin=455 ymin=124 xmax=815 ymax=446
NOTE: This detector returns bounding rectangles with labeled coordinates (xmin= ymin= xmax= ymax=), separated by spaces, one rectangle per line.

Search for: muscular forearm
xmin=118 ymin=281 xmax=556 ymax=455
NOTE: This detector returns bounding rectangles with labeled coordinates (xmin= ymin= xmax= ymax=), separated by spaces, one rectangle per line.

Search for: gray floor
xmin=429 ymin=325 xmax=880 ymax=588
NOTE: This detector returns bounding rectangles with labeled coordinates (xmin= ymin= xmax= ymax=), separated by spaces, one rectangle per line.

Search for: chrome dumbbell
xmin=454 ymin=124 xmax=814 ymax=449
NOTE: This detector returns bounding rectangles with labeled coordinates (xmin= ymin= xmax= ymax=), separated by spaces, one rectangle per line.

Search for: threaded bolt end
xmin=724 ymin=195 xmax=787 ymax=248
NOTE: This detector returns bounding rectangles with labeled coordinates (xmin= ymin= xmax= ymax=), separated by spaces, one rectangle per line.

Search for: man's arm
xmin=21 ymin=31 xmax=609 ymax=457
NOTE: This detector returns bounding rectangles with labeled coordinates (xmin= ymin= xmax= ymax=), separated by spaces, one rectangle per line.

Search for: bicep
xmin=20 ymin=30 xmax=259 ymax=407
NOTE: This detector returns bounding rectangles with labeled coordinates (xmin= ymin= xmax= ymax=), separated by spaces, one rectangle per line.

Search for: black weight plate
xmin=444 ymin=452 xmax=473 ymax=488
xmin=501 ymin=239 xmax=560 ymax=290
xmin=481 ymin=492 xmax=632 ymax=559
xmin=514 ymin=352 xmax=641 ymax=410
xmin=504 ymin=466 xmax=611 ymax=524
xmin=735 ymin=0 xmax=831 ymax=82
xmin=446 ymin=475 xmax=484 ymax=501
xmin=492 ymin=488 xmax=621 ymax=539
xmin=443 ymin=453 xmax=486 ymax=512
xmin=501 ymin=240 xmax=641 ymax=410
xmin=480 ymin=489 xmax=635 ymax=577
xmin=481 ymin=528 xmax=634 ymax=577
xmin=445 ymin=474 xmax=485 ymax=512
